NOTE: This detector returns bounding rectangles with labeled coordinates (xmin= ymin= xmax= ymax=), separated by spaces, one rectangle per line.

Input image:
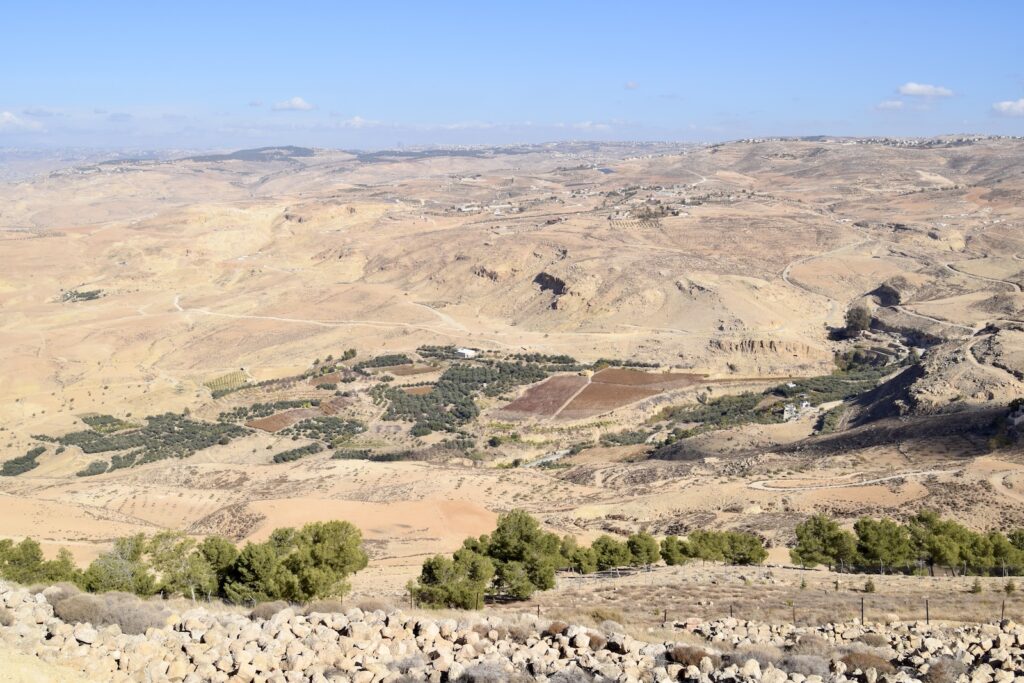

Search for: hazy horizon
xmin=3 ymin=1 xmax=1023 ymax=150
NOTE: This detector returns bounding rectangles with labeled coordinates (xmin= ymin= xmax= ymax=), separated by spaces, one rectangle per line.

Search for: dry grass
xmin=669 ymin=645 xmax=721 ymax=667
xmin=543 ymin=620 xmax=568 ymax=637
xmin=923 ymin=656 xmax=967 ymax=683
xmin=249 ymin=601 xmax=289 ymax=620
xmin=304 ymin=599 xmax=346 ymax=615
xmin=840 ymin=651 xmax=896 ymax=675
xmin=51 ymin=592 xmax=169 ymax=635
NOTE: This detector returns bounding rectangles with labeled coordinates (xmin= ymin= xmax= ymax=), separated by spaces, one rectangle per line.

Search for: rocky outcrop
xmin=4 ymin=580 xmax=1024 ymax=682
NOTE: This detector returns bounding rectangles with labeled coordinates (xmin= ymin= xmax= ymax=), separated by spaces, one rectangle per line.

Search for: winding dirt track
xmin=748 ymin=469 xmax=950 ymax=492
xmin=945 ymin=262 xmax=1022 ymax=293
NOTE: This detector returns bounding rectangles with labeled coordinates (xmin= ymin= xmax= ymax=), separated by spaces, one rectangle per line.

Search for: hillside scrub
xmin=791 ymin=510 xmax=1024 ymax=575
xmin=0 ymin=522 xmax=368 ymax=604
xmin=409 ymin=511 xmax=770 ymax=608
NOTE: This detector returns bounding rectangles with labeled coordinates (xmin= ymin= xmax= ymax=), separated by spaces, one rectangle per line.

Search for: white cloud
xmin=993 ymin=98 xmax=1024 ymax=117
xmin=0 ymin=111 xmax=44 ymax=132
xmin=875 ymin=100 xmax=905 ymax=110
xmin=624 ymin=81 xmax=639 ymax=90
xmin=272 ymin=96 xmax=314 ymax=111
xmin=899 ymin=82 xmax=953 ymax=97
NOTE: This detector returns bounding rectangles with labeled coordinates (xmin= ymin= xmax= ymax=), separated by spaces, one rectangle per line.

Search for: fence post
xmin=925 ymin=598 xmax=929 ymax=625
xmin=663 ymin=609 xmax=668 ymax=626
xmin=860 ymin=597 xmax=865 ymax=624
xmin=730 ymin=604 xmax=734 ymax=619
xmin=1002 ymin=600 xmax=1006 ymax=622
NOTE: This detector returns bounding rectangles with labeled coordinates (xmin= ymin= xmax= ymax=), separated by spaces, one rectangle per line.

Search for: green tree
xmin=83 ymin=535 xmax=155 ymax=595
xmin=496 ymin=561 xmax=534 ymax=599
xmin=221 ymin=542 xmax=298 ymax=604
xmin=854 ymin=517 xmax=914 ymax=570
xmin=790 ymin=515 xmax=858 ymax=568
xmin=844 ymin=306 xmax=872 ymax=334
xmin=147 ymin=531 xmax=217 ymax=600
xmin=568 ymin=546 xmax=598 ymax=574
xmin=626 ymin=532 xmax=660 ymax=567
xmin=198 ymin=535 xmax=239 ymax=591
xmin=591 ymin=535 xmax=633 ymax=570
xmin=660 ymin=536 xmax=690 ymax=566
xmin=409 ymin=549 xmax=494 ymax=609
xmin=283 ymin=521 xmax=369 ymax=600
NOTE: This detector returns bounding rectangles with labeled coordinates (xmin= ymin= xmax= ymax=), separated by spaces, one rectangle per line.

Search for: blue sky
xmin=2 ymin=1 xmax=1023 ymax=149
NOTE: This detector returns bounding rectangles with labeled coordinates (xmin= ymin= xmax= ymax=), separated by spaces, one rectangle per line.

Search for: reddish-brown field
xmin=245 ymin=408 xmax=319 ymax=432
xmin=308 ymin=372 xmax=346 ymax=386
xmin=592 ymin=368 xmax=706 ymax=388
xmin=557 ymin=382 xmax=660 ymax=420
xmin=402 ymin=385 xmax=433 ymax=396
xmin=318 ymin=397 xmax=351 ymax=415
xmin=498 ymin=375 xmax=588 ymax=417
xmin=384 ymin=364 xmax=438 ymax=376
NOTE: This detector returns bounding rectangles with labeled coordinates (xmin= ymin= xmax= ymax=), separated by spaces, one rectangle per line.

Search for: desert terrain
xmin=1 ymin=136 xmax=1023 ymax=602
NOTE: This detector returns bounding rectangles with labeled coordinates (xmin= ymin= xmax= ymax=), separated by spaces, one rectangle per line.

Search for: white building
xmin=455 ymin=348 xmax=478 ymax=359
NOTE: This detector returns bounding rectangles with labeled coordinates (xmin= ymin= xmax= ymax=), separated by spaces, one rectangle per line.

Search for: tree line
xmin=791 ymin=511 xmax=1024 ymax=576
xmin=0 ymin=521 xmax=367 ymax=604
xmin=409 ymin=511 xmax=768 ymax=609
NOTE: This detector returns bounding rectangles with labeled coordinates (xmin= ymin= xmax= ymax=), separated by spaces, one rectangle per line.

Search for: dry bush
xmin=670 ymin=645 xmax=721 ymax=667
xmin=543 ymin=620 xmax=569 ymax=637
xmin=924 ymin=656 xmax=967 ymax=683
xmin=586 ymin=629 xmax=608 ymax=650
xmin=356 ymin=598 xmax=391 ymax=613
xmin=840 ymin=651 xmax=896 ymax=674
xmin=304 ymin=599 xmax=346 ymax=616
xmin=456 ymin=662 xmax=532 ymax=682
xmin=777 ymin=654 xmax=831 ymax=678
xmin=856 ymin=633 xmax=889 ymax=648
xmin=725 ymin=644 xmax=783 ymax=669
xmin=790 ymin=632 xmax=832 ymax=657
xmin=549 ymin=667 xmax=597 ymax=682
xmin=249 ymin=600 xmax=289 ymax=620
xmin=507 ymin=622 xmax=533 ymax=644
xmin=41 ymin=582 xmax=81 ymax=606
xmin=599 ymin=619 xmax=624 ymax=635
xmin=52 ymin=592 xmax=169 ymax=635
xmin=0 ymin=607 xmax=13 ymax=627
xmin=589 ymin=607 xmax=624 ymax=625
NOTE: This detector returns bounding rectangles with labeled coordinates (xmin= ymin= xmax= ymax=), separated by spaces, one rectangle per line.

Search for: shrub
xmin=52 ymin=592 xmax=169 ymax=635
xmin=355 ymin=598 xmax=390 ymax=614
xmin=924 ymin=656 xmax=967 ymax=683
xmin=790 ymin=633 xmax=832 ymax=657
xmin=586 ymin=630 xmax=608 ymax=650
xmin=969 ymin=578 xmax=983 ymax=594
xmin=250 ymin=601 xmax=289 ymax=620
xmin=864 ymin=578 xmax=876 ymax=593
xmin=1006 ymin=580 xmax=1017 ymax=595
xmin=777 ymin=654 xmax=830 ymax=678
xmin=76 ymin=460 xmax=109 ymax=477
xmin=303 ymin=599 xmax=346 ymax=615
xmin=840 ymin=651 xmax=896 ymax=675
xmin=543 ymin=620 xmax=568 ymax=637
xmin=726 ymin=644 xmax=783 ymax=669
xmin=857 ymin=633 xmax=888 ymax=648
xmin=0 ymin=607 xmax=13 ymax=627
xmin=670 ymin=645 xmax=720 ymax=667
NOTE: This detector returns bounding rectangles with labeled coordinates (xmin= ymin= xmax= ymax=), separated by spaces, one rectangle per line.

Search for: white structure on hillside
xmin=455 ymin=348 xmax=478 ymax=359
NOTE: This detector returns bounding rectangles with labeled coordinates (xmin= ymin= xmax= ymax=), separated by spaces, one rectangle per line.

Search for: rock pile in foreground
xmin=2 ymin=581 xmax=1024 ymax=682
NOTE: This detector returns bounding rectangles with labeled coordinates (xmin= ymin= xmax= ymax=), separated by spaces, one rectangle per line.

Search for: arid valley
xmin=3 ymin=137 xmax=1024 ymax=682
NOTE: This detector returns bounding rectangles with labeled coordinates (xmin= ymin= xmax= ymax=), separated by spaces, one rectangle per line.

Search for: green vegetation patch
xmin=372 ymin=361 xmax=549 ymax=435
xmin=81 ymin=414 xmax=137 ymax=434
xmin=56 ymin=413 xmax=249 ymax=467
xmin=272 ymin=443 xmax=324 ymax=463
xmin=279 ymin=416 xmax=365 ymax=445
xmin=0 ymin=446 xmax=47 ymax=477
